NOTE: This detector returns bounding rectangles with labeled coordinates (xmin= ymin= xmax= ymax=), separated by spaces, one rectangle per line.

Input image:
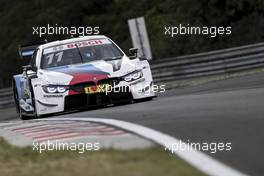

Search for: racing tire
xmin=13 ymin=82 xmax=37 ymax=120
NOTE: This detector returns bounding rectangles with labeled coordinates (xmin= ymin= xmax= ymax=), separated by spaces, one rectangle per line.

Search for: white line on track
xmin=37 ymin=117 xmax=248 ymax=176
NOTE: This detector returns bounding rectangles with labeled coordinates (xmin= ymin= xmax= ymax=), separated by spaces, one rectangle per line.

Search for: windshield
xmin=41 ymin=39 xmax=124 ymax=69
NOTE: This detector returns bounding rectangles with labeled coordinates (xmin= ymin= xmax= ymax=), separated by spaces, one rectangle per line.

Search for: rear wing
xmin=18 ymin=44 xmax=40 ymax=59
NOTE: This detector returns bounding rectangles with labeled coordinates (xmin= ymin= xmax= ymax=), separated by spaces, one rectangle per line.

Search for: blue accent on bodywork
xmin=47 ymin=63 xmax=109 ymax=75
xmin=13 ymin=74 xmax=23 ymax=100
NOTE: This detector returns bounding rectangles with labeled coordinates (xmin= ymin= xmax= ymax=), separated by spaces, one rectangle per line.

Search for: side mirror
xmin=22 ymin=65 xmax=33 ymax=72
xmin=22 ymin=65 xmax=38 ymax=79
xmin=129 ymin=48 xmax=138 ymax=59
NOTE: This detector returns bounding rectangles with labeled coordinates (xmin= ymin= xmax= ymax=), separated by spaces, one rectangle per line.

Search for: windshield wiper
xmin=104 ymin=56 xmax=123 ymax=61
xmin=75 ymin=44 xmax=84 ymax=63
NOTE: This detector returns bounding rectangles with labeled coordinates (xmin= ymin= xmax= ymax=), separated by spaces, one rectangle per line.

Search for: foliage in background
xmin=0 ymin=0 xmax=264 ymax=87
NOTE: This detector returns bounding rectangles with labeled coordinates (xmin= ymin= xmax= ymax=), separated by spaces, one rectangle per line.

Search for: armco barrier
xmin=151 ymin=42 xmax=264 ymax=83
xmin=0 ymin=88 xmax=14 ymax=108
xmin=1 ymin=42 xmax=264 ymax=108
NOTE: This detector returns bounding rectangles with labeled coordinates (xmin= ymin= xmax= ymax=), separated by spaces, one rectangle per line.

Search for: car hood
xmin=39 ymin=57 xmax=139 ymax=85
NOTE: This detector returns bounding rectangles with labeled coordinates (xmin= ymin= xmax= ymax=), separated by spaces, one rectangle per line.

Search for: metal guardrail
xmin=1 ymin=42 xmax=264 ymax=108
xmin=0 ymin=88 xmax=14 ymax=108
xmin=151 ymin=42 xmax=264 ymax=83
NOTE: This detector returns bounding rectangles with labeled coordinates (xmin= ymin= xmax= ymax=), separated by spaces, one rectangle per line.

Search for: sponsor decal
xmin=84 ymin=84 xmax=111 ymax=94
xmin=43 ymin=39 xmax=111 ymax=54
xmin=67 ymin=39 xmax=107 ymax=48
xmin=44 ymin=95 xmax=63 ymax=98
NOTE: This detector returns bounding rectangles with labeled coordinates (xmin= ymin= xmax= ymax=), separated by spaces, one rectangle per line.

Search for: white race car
xmin=13 ymin=35 xmax=156 ymax=119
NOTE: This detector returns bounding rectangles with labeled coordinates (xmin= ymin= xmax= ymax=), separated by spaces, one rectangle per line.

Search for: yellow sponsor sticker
xmin=84 ymin=84 xmax=111 ymax=94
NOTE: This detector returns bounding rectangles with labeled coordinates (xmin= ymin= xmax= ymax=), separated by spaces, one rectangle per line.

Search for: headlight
xmin=42 ymin=85 xmax=69 ymax=94
xmin=123 ymin=70 xmax=143 ymax=82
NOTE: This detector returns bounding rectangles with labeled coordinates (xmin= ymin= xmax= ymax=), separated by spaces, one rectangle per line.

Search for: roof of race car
xmin=39 ymin=35 xmax=108 ymax=50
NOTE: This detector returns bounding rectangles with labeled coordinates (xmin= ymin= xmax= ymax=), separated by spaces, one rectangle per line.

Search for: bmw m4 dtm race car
xmin=13 ymin=35 xmax=156 ymax=119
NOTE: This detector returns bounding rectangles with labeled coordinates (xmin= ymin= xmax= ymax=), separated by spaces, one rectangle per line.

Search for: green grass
xmin=0 ymin=138 xmax=205 ymax=176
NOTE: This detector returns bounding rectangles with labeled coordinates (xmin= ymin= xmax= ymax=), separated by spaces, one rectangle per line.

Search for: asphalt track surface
xmin=4 ymin=72 xmax=264 ymax=176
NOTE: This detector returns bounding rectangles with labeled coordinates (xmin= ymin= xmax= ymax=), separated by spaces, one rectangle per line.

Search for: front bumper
xmin=64 ymin=88 xmax=133 ymax=110
xmin=35 ymin=75 xmax=154 ymax=116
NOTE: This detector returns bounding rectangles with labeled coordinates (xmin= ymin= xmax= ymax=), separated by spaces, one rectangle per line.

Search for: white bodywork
xmin=18 ymin=35 xmax=155 ymax=116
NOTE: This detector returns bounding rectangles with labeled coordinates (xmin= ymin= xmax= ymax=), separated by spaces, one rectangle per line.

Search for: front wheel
xmin=13 ymin=84 xmax=37 ymax=120
xmin=18 ymin=105 xmax=33 ymax=120
xmin=15 ymin=97 xmax=37 ymax=120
